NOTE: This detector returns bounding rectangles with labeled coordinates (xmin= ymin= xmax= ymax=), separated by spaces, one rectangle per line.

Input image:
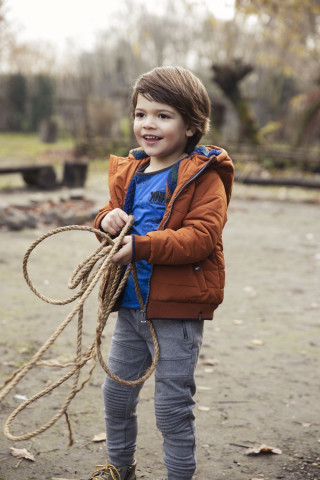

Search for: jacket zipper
xmin=143 ymin=156 xmax=217 ymax=318
xmin=162 ymin=156 xmax=217 ymax=230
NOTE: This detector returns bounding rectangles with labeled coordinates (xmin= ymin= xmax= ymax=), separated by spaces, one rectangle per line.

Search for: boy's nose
xmin=142 ymin=116 xmax=156 ymax=129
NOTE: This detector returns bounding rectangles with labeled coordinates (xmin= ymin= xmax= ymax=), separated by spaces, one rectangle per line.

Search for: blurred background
xmin=0 ymin=0 xmax=319 ymax=183
xmin=0 ymin=6 xmax=320 ymax=478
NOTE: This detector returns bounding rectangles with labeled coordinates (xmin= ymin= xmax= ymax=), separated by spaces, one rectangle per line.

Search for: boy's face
xmin=133 ymin=94 xmax=194 ymax=166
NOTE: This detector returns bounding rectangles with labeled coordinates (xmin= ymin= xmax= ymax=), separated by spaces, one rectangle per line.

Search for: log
xmin=0 ymin=165 xmax=57 ymax=189
xmin=22 ymin=166 xmax=57 ymax=189
xmin=235 ymin=174 xmax=320 ymax=189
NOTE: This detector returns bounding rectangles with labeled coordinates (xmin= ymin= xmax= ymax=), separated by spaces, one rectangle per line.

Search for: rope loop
xmin=0 ymin=217 xmax=159 ymax=442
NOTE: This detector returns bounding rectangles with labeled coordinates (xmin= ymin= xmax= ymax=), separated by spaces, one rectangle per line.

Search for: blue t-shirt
xmin=121 ymin=162 xmax=173 ymax=309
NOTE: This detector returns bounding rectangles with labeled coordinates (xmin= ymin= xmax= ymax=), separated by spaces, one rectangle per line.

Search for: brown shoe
xmin=88 ymin=459 xmax=137 ymax=480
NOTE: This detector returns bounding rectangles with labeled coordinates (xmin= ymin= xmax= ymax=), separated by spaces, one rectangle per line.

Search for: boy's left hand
xmin=112 ymin=235 xmax=133 ymax=265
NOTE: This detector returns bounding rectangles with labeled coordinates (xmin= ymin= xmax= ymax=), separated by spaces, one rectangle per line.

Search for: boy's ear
xmin=186 ymin=125 xmax=196 ymax=137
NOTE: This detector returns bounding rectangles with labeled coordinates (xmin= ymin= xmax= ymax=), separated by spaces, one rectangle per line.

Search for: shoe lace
xmin=92 ymin=462 xmax=121 ymax=480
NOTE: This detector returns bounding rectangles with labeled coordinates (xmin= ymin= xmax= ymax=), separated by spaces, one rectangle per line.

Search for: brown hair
xmin=131 ymin=66 xmax=211 ymax=153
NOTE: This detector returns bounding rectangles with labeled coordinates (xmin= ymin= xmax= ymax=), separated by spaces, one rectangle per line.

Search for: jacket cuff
xmin=93 ymin=214 xmax=107 ymax=242
xmin=98 ymin=220 xmax=106 ymax=232
xmin=93 ymin=212 xmax=105 ymax=230
xmin=133 ymin=235 xmax=151 ymax=262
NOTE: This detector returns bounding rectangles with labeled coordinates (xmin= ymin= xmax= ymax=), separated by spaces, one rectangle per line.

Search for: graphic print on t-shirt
xmin=133 ymin=171 xmax=168 ymax=235
xmin=149 ymin=190 xmax=166 ymax=206
xmin=121 ymin=165 xmax=171 ymax=308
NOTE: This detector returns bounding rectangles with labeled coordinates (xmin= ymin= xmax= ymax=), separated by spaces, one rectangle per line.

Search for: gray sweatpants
xmin=102 ymin=307 xmax=204 ymax=480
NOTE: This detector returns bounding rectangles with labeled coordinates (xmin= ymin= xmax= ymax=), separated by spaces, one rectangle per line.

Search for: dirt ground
xmin=0 ymin=178 xmax=320 ymax=480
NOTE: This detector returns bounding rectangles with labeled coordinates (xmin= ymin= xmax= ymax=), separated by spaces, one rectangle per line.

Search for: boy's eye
xmin=135 ymin=112 xmax=145 ymax=118
xmin=159 ymin=113 xmax=170 ymax=119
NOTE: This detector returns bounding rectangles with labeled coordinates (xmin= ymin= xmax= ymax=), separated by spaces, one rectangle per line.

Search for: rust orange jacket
xmin=94 ymin=145 xmax=234 ymax=321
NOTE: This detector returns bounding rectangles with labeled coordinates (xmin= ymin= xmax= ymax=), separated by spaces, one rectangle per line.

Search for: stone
xmin=25 ymin=213 xmax=39 ymax=229
xmin=69 ymin=189 xmax=85 ymax=200
xmin=30 ymin=193 xmax=46 ymax=204
xmin=59 ymin=210 xmax=77 ymax=226
xmin=0 ymin=209 xmax=7 ymax=227
xmin=43 ymin=209 xmax=59 ymax=225
xmin=5 ymin=209 xmax=27 ymax=231
xmin=74 ymin=211 xmax=90 ymax=225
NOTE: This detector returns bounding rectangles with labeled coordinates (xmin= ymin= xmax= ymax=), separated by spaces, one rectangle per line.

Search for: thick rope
xmin=0 ymin=217 xmax=159 ymax=442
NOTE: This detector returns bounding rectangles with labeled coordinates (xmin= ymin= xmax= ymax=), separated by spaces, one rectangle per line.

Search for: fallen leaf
xmin=244 ymin=286 xmax=254 ymax=292
xmin=202 ymin=357 xmax=218 ymax=366
xmin=294 ymin=421 xmax=312 ymax=427
xmin=10 ymin=447 xmax=35 ymax=461
xmin=233 ymin=320 xmax=244 ymax=326
xmin=14 ymin=394 xmax=28 ymax=401
xmin=246 ymin=444 xmax=282 ymax=456
xmin=251 ymin=339 xmax=264 ymax=346
xmin=243 ymin=286 xmax=257 ymax=296
xmin=92 ymin=432 xmax=106 ymax=442
xmin=198 ymin=405 xmax=210 ymax=412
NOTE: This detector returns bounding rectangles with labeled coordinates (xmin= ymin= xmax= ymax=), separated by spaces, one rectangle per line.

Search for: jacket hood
xmin=129 ymin=145 xmax=234 ymax=205
xmin=190 ymin=145 xmax=234 ymax=205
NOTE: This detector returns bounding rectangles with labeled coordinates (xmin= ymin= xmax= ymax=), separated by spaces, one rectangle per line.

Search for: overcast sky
xmin=6 ymin=0 xmax=235 ymax=51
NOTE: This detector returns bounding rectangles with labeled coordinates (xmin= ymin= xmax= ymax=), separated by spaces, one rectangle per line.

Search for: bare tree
xmin=235 ymin=0 xmax=320 ymax=83
xmin=212 ymin=59 xmax=262 ymax=144
xmin=0 ymin=0 xmax=13 ymax=70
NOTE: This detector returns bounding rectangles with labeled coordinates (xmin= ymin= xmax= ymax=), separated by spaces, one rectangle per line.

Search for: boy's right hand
xmin=100 ymin=208 xmax=129 ymax=236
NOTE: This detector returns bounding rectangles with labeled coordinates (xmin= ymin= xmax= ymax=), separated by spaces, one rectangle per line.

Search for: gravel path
xmin=0 ymin=182 xmax=319 ymax=480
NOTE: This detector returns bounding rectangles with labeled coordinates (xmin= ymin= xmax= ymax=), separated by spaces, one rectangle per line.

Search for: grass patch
xmin=0 ymin=132 xmax=74 ymax=162
xmin=0 ymin=133 xmax=112 ymax=190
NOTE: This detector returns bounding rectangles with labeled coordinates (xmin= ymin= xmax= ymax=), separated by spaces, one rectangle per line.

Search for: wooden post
xmin=62 ymin=162 xmax=88 ymax=188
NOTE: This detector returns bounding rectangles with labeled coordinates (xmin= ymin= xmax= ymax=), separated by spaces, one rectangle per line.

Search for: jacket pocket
xmin=192 ymin=264 xmax=207 ymax=292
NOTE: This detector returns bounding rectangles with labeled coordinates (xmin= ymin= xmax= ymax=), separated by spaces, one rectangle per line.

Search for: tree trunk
xmin=293 ymin=89 xmax=320 ymax=147
xmin=212 ymin=60 xmax=262 ymax=145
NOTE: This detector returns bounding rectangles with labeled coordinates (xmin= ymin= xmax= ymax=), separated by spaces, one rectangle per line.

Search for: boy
xmin=89 ymin=66 xmax=234 ymax=480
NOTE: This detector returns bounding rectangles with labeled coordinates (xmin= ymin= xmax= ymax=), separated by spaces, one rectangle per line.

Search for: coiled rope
xmin=0 ymin=216 xmax=159 ymax=442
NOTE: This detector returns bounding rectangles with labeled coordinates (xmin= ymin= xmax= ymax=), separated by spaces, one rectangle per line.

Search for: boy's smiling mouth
xmin=142 ymin=135 xmax=163 ymax=145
